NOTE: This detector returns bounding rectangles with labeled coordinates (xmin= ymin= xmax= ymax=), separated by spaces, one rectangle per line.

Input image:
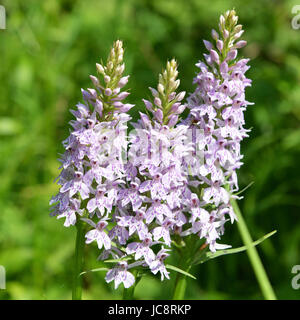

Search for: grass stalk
xmin=231 ymin=198 xmax=277 ymax=300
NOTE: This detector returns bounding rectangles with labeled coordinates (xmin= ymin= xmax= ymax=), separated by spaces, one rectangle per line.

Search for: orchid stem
xmin=173 ymin=273 xmax=187 ymax=300
xmin=172 ymin=243 xmax=192 ymax=300
xmin=72 ymin=218 xmax=85 ymax=300
xmin=231 ymin=198 xmax=277 ymax=300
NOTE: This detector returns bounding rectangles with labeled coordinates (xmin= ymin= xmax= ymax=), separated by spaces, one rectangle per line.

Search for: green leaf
xmin=103 ymin=256 xmax=133 ymax=263
xmin=79 ymin=267 xmax=109 ymax=277
xmin=234 ymin=181 xmax=254 ymax=196
xmin=165 ymin=264 xmax=196 ymax=280
xmin=194 ymin=230 xmax=277 ymax=265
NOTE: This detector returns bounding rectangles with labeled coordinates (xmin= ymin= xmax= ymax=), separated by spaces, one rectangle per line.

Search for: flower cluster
xmin=50 ymin=40 xmax=133 ymax=242
xmin=50 ymin=10 xmax=252 ymax=291
xmin=183 ymin=9 xmax=252 ymax=250
xmin=108 ymin=59 xmax=191 ymax=284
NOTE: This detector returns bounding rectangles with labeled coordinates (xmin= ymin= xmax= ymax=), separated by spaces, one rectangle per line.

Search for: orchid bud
xmin=118 ymin=76 xmax=129 ymax=88
xmin=105 ymin=88 xmax=112 ymax=96
xmin=149 ymin=87 xmax=159 ymax=97
xmin=115 ymin=91 xmax=130 ymax=101
xmin=154 ymin=108 xmax=163 ymax=123
xmin=96 ymin=63 xmax=105 ymax=74
xmin=158 ymin=83 xmax=165 ymax=95
xmin=104 ymin=75 xmax=110 ymax=83
xmin=175 ymin=91 xmax=186 ymax=102
xmin=211 ymin=29 xmax=219 ymax=40
xmin=216 ymin=40 xmax=223 ymax=52
xmin=90 ymin=75 xmax=99 ymax=87
xmin=168 ymin=114 xmax=178 ymax=127
xmin=223 ymin=29 xmax=230 ymax=39
xmin=154 ymin=97 xmax=162 ymax=108
xmin=226 ymin=49 xmax=237 ymax=61
xmin=210 ymin=49 xmax=220 ymax=64
xmin=142 ymin=99 xmax=153 ymax=111
xmin=203 ymin=40 xmax=213 ymax=51
xmin=235 ymin=40 xmax=247 ymax=48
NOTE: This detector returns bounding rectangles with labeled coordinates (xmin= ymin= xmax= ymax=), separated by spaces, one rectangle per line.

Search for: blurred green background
xmin=0 ymin=0 xmax=299 ymax=300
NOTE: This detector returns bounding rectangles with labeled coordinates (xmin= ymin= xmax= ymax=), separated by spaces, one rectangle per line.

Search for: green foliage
xmin=193 ymin=230 xmax=277 ymax=265
xmin=0 ymin=0 xmax=299 ymax=299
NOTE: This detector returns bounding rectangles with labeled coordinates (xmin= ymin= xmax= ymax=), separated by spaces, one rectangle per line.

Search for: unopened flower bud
xmin=168 ymin=92 xmax=176 ymax=101
xmin=104 ymin=75 xmax=111 ymax=83
xmin=116 ymin=64 xmax=125 ymax=75
xmin=211 ymin=29 xmax=219 ymax=40
xmin=177 ymin=104 xmax=186 ymax=114
xmin=226 ymin=49 xmax=237 ymax=61
xmin=220 ymin=61 xmax=229 ymax=74
xmin=233 ymin=30 xmax=244 ymax=39
xmin=105 ymin=88 xmax=112 ymax=96
xmin=90 ymin=75 xmax=99 ymax=86
xmin=118 ymin=48 xmax=124 ymax=61
xmin=219 ymin=15 xmax=225 ymax=27
xmin=158 ymin=83 xmax=164 ymax=95
xmin=113 ymin=88 xmax=120 ymax=95
xmin=168 ymin=114 xmax=178 ymax=127
xmin=149 ymin=87 xmax=159 ymax=97
xmin=87 ymin=88 xmax=97 ymax=98
xmin=223 ymin=29 xmax=229 ymax=39
xmin=235 ymin=40 xmax=247 ymax=48
xmin=210 ymin=49 xmax=220 ymax=64
xmin=116 ymin=91 xmax=130 ymax=101
xmin=119 ymin=103 xmax=134 ymax=112
xmin=175 ymin=91 xmax=186 ymax=102
xmin=107 ymin=61 xmax=113 ymax=71
xmin=203 ymin=40 xmax=213 ymax=51
xmin=142 ymin=99 xmax=153 ymax=111
xmin=232 ymin=15 xmax=238 ymax=26
xmin=234 ymin=24 xmax=243 ymax=33
xmin=95 ymin=99 xmax=103 ymax=116
xmin=96 ymin=63 xmax=105 ymax=74
xmin=154 ymin=108 xmax=163 ymax=123
xmin=113 ymin=101 xmax=123 ymax=108
xmin=154 ymin=97 xmax=162 ymax=108
xmin=139 ymin=112 xmax=151 ymax=127
xmin=174 ymin=79 xmax=180 ymax=89
xmin=171 ymin=103 xmax=186 ymax=114
xmin=118 ymin=76 xmax=129 ymax=88
xmin=216 ymin=40 xmax=223 ymax=52
xmin=170 ymin=102 xmax=180 ymax=113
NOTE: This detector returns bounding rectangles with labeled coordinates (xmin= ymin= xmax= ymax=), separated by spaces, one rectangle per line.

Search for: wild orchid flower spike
xmin=49 ymin=41 xmax=133 ymax=299
xmin=50 ymin=40 xmax=133 ymax=227
xmin=185 ymin=9 xmax=253 ymax=252
xmin=102 ymin=60 xmax=191 ymax=289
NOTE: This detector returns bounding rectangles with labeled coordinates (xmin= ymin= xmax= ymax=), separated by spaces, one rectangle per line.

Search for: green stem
xmin=231 ymin=198 xmax=277 ymax=300
xmin=72 ymin=218 xmax=85 ymax=300
xmin=172 ymin=243 xmax=193 ymax=300
xmin=173 ymin=273 xmax=187 ymax=300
